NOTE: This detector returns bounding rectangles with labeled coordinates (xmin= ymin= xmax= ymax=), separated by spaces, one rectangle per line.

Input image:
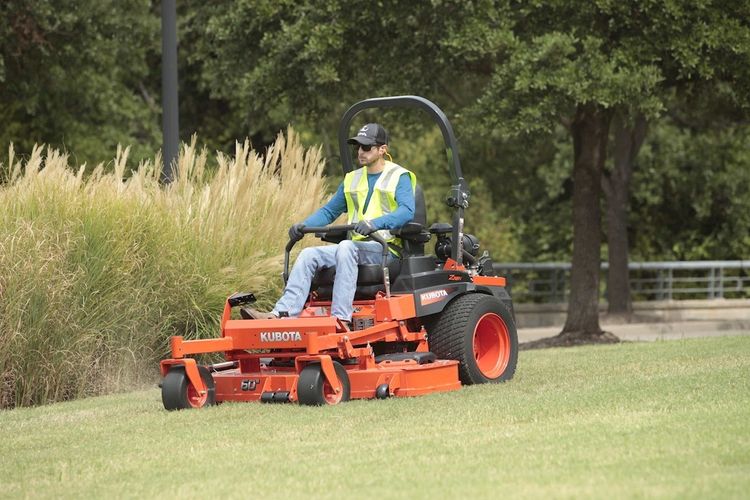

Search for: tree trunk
xmin=602 ymin=112 xmax=648 ymax=318
xmin=561 ymin=103 xmax=612 ymax=338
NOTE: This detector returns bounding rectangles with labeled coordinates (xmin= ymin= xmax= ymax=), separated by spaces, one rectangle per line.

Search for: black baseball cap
xmin=347 ymin=123 xmax=388 ymax=146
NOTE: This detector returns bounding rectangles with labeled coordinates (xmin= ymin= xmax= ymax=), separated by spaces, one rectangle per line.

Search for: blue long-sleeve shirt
xmin=303 ymin=172 xmax=414 ymax=230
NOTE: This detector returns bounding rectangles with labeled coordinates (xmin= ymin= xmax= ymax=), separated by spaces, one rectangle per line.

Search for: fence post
xmin=657 ymin=269 xmax=665 ymax=300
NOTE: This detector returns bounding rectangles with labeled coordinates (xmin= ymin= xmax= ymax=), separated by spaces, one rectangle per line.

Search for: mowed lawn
xmin=1 ymin=336 xmax=748 ymax=499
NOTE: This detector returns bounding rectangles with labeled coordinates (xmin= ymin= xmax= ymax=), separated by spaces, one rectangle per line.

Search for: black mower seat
xmin=313 ymin=260 xmax=402 ymax=286
xmin=312 ymin=260 xmax=402 ymax=301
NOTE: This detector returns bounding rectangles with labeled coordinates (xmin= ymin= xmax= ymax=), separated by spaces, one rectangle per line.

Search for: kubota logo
xmin=420 ymin=289 xmax=449 ymax=306
xmin=259 ymin=331 xmax=302 ymax=342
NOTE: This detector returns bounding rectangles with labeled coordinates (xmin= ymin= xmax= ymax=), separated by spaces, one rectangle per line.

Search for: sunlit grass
xmin=0 ymin=129 xmax=328 ymax=407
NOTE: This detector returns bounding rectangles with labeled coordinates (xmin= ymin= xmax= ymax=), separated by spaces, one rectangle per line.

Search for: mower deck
xmin=209 ymin=358 xmax=461 ymax=403
xmin=160 ymin=293 xmax=464 ymax=407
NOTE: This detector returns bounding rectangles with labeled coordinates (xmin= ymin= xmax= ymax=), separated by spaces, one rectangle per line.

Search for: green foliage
xmin=183 ymin=0 xmax=497 ymax=131
xmin=0 ymin=0 xmax=161 ymax=165
xmin=632 ymin=118 xmax=750 ymax=260
xmin=184 ymin=0 xmax=750 ymax=266
xmin=464 ymin=0 xmax=750 ymax=137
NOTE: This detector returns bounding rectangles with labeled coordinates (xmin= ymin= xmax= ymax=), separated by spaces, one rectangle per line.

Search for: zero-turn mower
xmin=160 ymin=96 xmax=518 ymax=408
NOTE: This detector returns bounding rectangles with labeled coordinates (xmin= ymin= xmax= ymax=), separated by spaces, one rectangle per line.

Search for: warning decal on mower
xmin=419 ymin=289 xmax=449 ymax=306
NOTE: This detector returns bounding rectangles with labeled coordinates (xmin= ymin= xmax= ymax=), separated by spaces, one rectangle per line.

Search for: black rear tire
xmin=162 ymin=366 xmax=216 ymax=410
xmin=427 ymin=293 xmax=518 ymax=385
xmin=297 ymin=361 xmax=351 ymax=406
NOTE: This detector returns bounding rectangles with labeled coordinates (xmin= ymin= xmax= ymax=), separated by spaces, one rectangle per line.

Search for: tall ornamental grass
xmin=0 ymin=129 xmax=328 ymax=408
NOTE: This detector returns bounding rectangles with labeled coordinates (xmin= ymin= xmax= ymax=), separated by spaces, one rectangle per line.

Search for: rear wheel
xmin=297 ymin=361 xmax=351 ymax=406
xmin=427 ymin=294 xmax=518 ymax=384
xmin=162 ymin=366 xmax=216 ymax=410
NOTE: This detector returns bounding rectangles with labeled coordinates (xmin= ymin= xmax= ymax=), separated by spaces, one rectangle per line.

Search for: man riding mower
xmin=160 ymin=96 xmax=518 ymax=408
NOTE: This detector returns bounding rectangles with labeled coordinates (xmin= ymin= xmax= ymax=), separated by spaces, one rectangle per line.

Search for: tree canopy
xmin=2 ymin=1 xmax=749 ymax=333
xmin=0 ymin=0 xmax=161 ymax=164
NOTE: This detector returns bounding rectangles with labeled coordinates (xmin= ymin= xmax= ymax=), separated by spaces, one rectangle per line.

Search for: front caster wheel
xmin=297 ymin=361 xmax=351 ymax=406
xmin=162 ymin=366 xmax=216 ymax=410
xmin=375 ymin=383 xmax=390 ymax=399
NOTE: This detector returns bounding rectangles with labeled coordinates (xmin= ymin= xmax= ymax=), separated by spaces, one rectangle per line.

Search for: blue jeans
xmin=273 ymin=240 xmax=390 ymax=321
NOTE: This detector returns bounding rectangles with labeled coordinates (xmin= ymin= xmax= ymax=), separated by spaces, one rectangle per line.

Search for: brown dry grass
xmin=0 ymin=128 xmax=328 ymax=407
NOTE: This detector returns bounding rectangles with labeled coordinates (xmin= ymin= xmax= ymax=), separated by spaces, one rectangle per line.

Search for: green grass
xmin=1 ymin=336 xmax=748 ymax=499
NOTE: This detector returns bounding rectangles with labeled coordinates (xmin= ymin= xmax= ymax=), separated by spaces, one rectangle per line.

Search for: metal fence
xmin=492 ymin=261 xmax=750 ymax=303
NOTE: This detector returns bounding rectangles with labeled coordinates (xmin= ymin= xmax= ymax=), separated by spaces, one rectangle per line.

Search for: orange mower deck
xmin=160 ymin=292 xmax=469 ymax=407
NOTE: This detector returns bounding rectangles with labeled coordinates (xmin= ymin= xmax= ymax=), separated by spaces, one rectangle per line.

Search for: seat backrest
xmin=398 ymin=184 xmax=429 ymax=256
xmin=413 ymin=184 xmax=427 ymax=226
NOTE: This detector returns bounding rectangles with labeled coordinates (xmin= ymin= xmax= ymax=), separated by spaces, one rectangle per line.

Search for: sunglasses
xmin=355 ymin=143 xmax=382 ymax=152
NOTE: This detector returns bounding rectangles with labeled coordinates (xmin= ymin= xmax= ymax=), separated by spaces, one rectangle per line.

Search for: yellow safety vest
xmin=343 ymin=161 xmax=417 ymax=253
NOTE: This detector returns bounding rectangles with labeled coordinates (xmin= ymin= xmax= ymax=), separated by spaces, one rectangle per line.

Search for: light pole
xmin=160 ymin=0 xmax=179 ymax=183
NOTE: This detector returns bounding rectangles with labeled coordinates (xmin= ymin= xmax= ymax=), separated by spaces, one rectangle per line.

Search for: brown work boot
xmin=240 ymin=307 xmax=278 ymax=320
